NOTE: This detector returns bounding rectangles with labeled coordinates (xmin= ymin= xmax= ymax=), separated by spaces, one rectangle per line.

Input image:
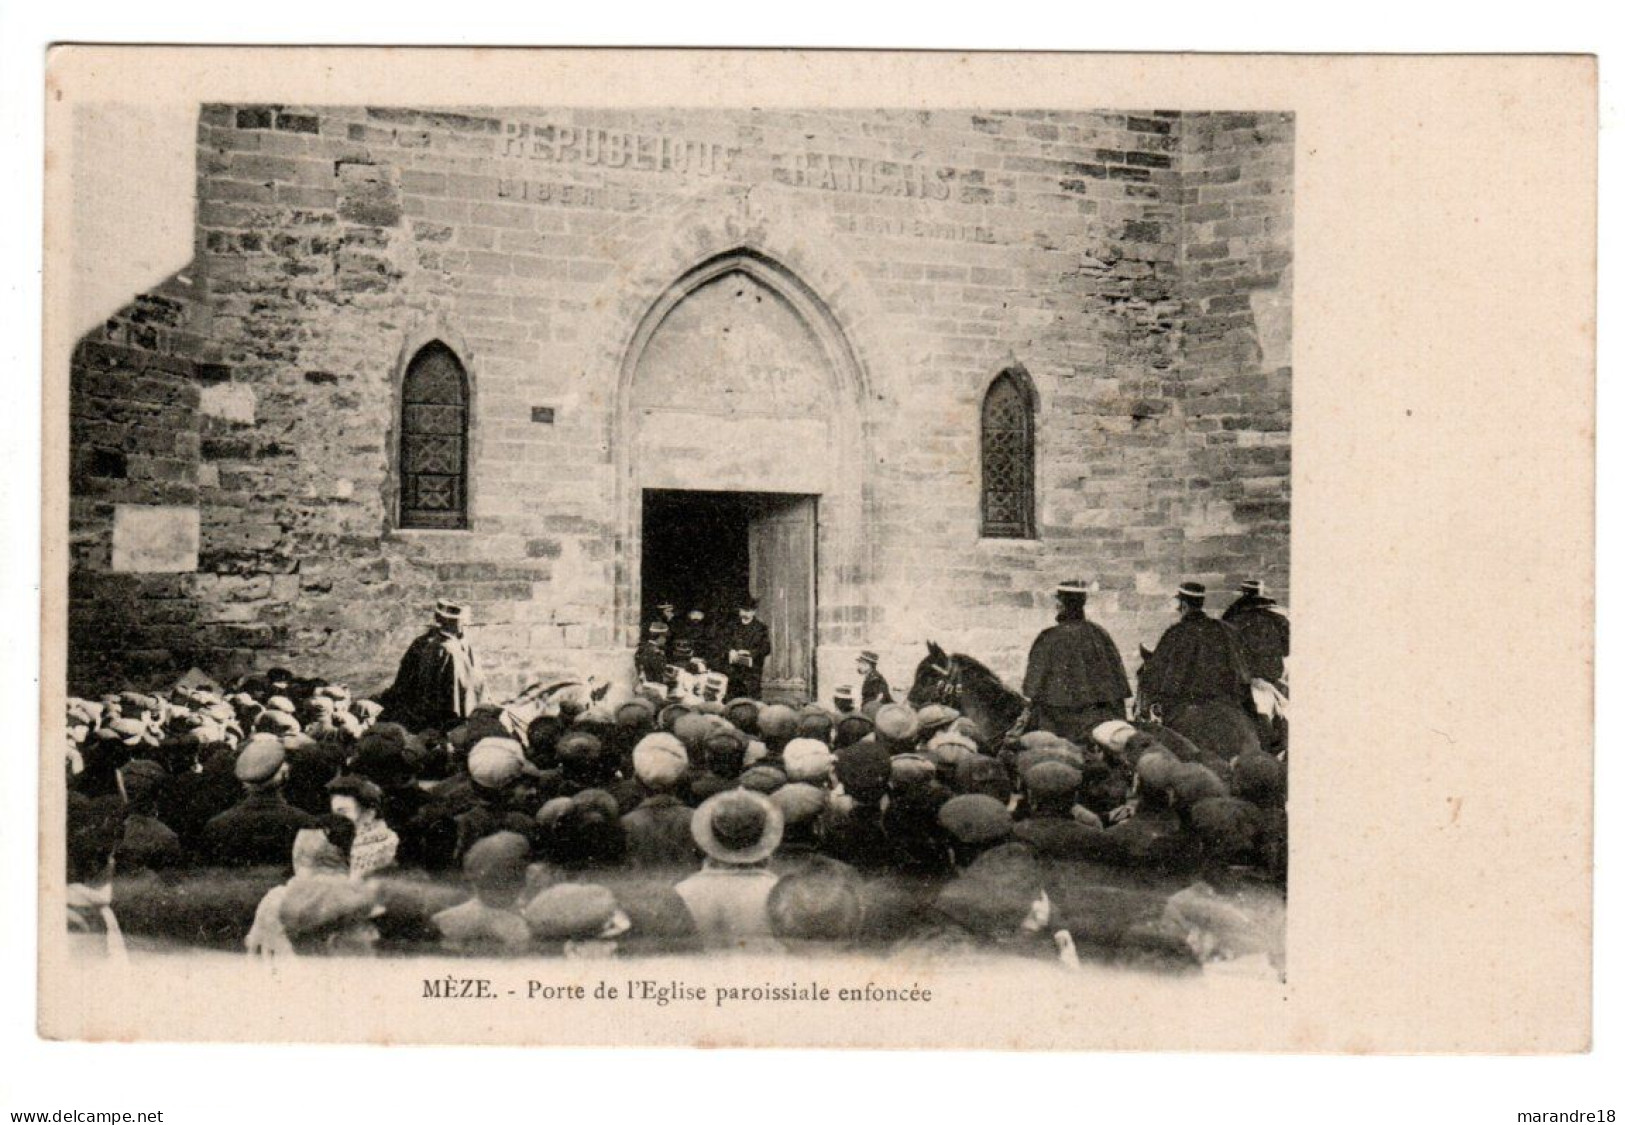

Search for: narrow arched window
xmin=399 ymin=342 xmax=469 ymax=529
xmin=980 ymin=368 xmax=1036 ymax=539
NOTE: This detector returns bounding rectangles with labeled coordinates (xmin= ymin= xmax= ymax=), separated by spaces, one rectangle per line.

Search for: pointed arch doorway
xmin=614 ymin=249 xmax=869 ymax=702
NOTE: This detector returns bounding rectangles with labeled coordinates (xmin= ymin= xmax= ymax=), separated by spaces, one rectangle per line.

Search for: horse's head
xmin=907 ymin=640 xmax=955 ymax=708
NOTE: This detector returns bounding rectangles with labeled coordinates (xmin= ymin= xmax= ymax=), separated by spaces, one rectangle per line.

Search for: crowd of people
xmin=63 ymin=578 xmax=1289 ymax=976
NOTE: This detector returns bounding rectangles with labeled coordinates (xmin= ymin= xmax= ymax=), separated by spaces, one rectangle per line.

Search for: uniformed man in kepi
xmin=1137 ymin=582 xmax=1254 ymax=720
xmin=654 ymin=598 xmax=678 ymax=632
xmin=1222 ymin=579 xmax=1290 ymax=690
xmin=1020 ymin=579 xmax=1133 ymax=742
xmin=717 ymin=595 xmax=772 ymax=701
xmin=856 ymin=650 xmax=894 ymax=708
xmin=377 ymin=598 xmax=484 ymax=733
xmin=636 ymin=621 xmax=671 ymax=686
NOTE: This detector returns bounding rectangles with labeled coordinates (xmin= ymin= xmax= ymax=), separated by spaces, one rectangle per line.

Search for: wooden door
xmin=748 ymin=496 xmax=817 ymax=702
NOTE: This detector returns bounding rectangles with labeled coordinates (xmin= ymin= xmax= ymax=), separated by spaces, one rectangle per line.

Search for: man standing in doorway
xmin=856 ymin=650 xmax=893 ymax=708
xmin=718 ymin=595 xmax=772 ymax=702
xmin=1020 ymin=580 xmax=1132 ymax=742
xmin=377 ymin=598 xmax=484 ymax=733
xmin=672 ymin=605 xmax=713 ymax=668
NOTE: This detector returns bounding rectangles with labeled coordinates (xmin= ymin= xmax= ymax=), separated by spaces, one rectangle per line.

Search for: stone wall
xmin=66 ymin=105 xmax=1293 ymax=699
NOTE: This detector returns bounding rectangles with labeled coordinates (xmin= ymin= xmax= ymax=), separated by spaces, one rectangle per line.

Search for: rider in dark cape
xmin=1020 ymin=580 xmax=1132 ymax=742
xmin=1221 ymin=578 xmax=1290 ymax=690
xmin=1138 ymin=582 xmax=1253 ymax=718
xmin=378 ymin=598 xmax=484 ymax=733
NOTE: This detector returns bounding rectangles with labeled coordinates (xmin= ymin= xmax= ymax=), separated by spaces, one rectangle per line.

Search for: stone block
xmin=111 ymin=505 xmax=200 ymax=574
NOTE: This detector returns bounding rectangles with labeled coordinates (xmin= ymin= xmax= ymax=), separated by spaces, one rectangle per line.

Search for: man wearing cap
xmin=1222 ymin=579 xmax=1291 ymax=690
xmin=195 ymin=734 xmax=321 ymax=867
xmin=432 ymin=830 xmax=535 ymax=955
xmin=651 ymin=597 xmax=679 ymax=635
xmin=278 ymin=876 xmax=387 ymax=957
xmin=709 ymin=595 xmax=768 ymax=702
xmin=1138 ymin=582 xmax=1255 ymax=721
xmin=856 ymin=651 xmax=893 ymax=708
xmin=621 ymin=733 xmax=703 ymax=874
xmin=378 ymin=598 xmax=485 ymax=733
xmin=1020 ymin=580 xmax=1133 ymax=743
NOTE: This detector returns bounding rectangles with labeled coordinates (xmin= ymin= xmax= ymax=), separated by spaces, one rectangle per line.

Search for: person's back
xmin=675 ymin=790 xmax=784 ymax=952
xmin=197 ymin=791 xmax=320 ymax=867
xmin=820 ymin=798 xmax=893 ymax=873
xmin=431 ymin=831 xmax=533 ymax=955
xmin=1012 ymin=814 xmax=1117 ymax=864
xmin=1141 ymin=585 xmax=1253 ymax=714
xmin=431 ymin=898 xmax=532 ymax=956
xmin=622 ymin=795 xmax=700 ymax=874
xmin=674 ymin=863 xmax=781 ymax=952
xmin=1231 ymin=604 xmax=1289 ymax=685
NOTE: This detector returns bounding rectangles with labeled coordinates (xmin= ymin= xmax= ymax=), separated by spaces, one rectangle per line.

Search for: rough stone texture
xmin=68 ymin=106 xmax=1292 ymax=698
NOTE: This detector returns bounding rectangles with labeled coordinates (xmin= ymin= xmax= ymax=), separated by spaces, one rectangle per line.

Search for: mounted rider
xmin=377 ymin=598 xmax=484 ymax=733
xmin=1222 ymin=578 xmax=1290 ymax=691
xmin=1019 ymin=579 xmax=1133 ymax=743
xmin=1137 ymin=582 xmax=1254 ymax=721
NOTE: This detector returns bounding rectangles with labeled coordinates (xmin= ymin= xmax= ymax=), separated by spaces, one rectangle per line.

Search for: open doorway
xmin=641 ymin=489 xmax=817 ymax=701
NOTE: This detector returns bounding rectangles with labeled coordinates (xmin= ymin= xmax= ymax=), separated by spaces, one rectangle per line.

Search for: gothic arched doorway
xmin=613 ymin=249 xmax=869 ymax=701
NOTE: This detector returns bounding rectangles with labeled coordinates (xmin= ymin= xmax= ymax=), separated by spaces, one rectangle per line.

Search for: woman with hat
xmin=675 ymin=789 xmax=785 ymax=952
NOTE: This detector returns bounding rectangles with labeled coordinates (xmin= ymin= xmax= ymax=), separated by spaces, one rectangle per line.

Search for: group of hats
xmin=1051 ymin=577 xmax=1268 ymax=604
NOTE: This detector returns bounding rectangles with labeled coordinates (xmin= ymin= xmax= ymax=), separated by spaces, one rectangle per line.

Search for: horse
xmin=496 ymin=677 xmax=611 ymax=743
xmin=906 ymin=641 xmax=1030 ymax=747
xmin=1131 ymin=643 xmax=1282 ymax=761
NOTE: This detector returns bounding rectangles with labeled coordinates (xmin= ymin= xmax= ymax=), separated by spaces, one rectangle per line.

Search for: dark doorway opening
xmin=641 ymin=489 xmax=818 ymax=701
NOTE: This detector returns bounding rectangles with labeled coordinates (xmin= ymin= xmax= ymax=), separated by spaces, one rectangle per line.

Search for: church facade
xmin=66 ymin=105 xmax=1292 ymax=700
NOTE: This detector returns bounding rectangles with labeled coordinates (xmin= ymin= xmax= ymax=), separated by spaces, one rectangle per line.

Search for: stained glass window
xmin=399 ymin=343 xmax=469 ymax=529
xmin=980 ymin=369 xmax=1035 ymax=539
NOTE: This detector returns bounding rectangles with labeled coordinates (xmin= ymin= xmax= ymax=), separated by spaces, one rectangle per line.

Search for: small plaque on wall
xmin=531 ymin=406 xmax=555 ymax=424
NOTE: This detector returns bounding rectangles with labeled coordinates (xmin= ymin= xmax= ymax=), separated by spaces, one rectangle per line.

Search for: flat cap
xmin=873 ymin=703 xmax=920 ymax=743
xmin=783 ymin=738 xmax=835 ymax=783
xmin=834 ymin=738 xmax=890 ymax=792
xmin=468 ymin=736 xmax=537 ymax=788
xmin=770 ymin=782 xmax=829 ymax=827
xmin=234 ymin=734 xmax=287 ymax=783
xmin=738 ymin=765 xmax=789 ymax=794
xmin=1134 ymin=748 xmax=1182 ymax=794
xmin=462 ymin=830 xmax=531 ymax=887
xmin=756 ymin=704 xmax=800 ymax=741
xmin=278 ymin=877 xmax=382 ymax=940
xmin=1022 ymin=760 xmax=1083 ymax=801
xmin=632 ymin=732 xmax=689 ymax=788
xmin=889 ymin=753 xmax=937 ymax=789
xmin=523 ymin=883 xmax=619 ymax=940
xmin=1090 ymin=720 xmax=1139 ymax=753
xmin=938 ymin=794 xmax=1013 ymax=846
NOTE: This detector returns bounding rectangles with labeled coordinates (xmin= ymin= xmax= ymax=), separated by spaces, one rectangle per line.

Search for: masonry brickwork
xmin=67 ymin=105 xmax=1292 ymax=699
